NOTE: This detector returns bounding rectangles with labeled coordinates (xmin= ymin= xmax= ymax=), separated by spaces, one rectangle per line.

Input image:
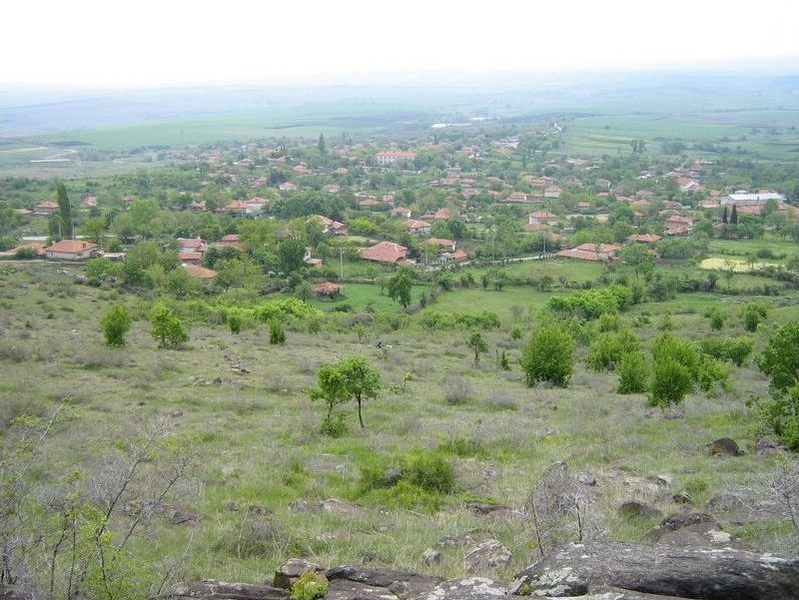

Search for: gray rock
xmin=422 ymin=548 xmax=442 ymax=566
xmin=174 ymin=580 xmax=289 ymax=599
xmin=576 ymin=472 xmax=597 ymax=486
xmin=273 ymin=558 xmax=325 ymax=590
xmin=319 ymin=498 xmax=364 ymax=517
xmin=288 ymin=498 xmax=313 ymax=512
xmin=325 ymin=565 xmax=440 ymax=600
xmin=424 ymin=577 xmax=506 ymax=599
xmin=618 ymin=500 xmax=662 ymax=520
xmin=710 ymin=437 xmax=743 ymax=456
xmin=512 ymin=542 xmax=799 ymax=599
xmin=464 ymin=540 xmax=512 ymax=572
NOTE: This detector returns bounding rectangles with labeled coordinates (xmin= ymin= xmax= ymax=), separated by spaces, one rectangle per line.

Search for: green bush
xmin=150 ymin=303 xmax=188 ymax=349
xmin=586 ymin=329 xmax=640 ymax=371
xmin=750 ymin=385 xmax=799 ymax=451
xmin=547 ymin=285 xmax=632 ymax=320
xmin=649 ymin=358 xmax=692 ymax=409
xmin=291 ymin=571 xmax=329 ymax=600
xmin=101 ymin=304 xmax=132 ymax=347
xmin=521 ymin=324 xmax=575 ymax=387
xmin=700 ymin=336 xmax=754 ymax=367
xmin=617 ymin=351 xmax=649 ymax=394
xmin=704 ymin=307 xmax=725 ymax=331
xmin=227 ymin=310 xmax=243 ymax=334
xmin=406 ymin=452 xmax=455 ymax=494
xmin=757 ymin=320 xmax=799 ymax=394
xmin=269 ymin=320 xmax=286 ymax=345
xmin=598 ymin=312 xmax=622 ymax=332
xmin=742 ymin=302 xmax=768 ymax=332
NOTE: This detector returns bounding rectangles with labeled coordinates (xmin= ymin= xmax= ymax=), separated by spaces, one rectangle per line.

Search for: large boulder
xmin=463 ymin=540 xmax=513 ymax=572
xmin=173 ymin=580 xmax=289 ymax=599
xmin=422 ymin=577 xmax=506 ymax=599
xmin=325 ymin=565 xmax=441 ymax=599
xmin=511 ymin=542 xmax=799 ymax=599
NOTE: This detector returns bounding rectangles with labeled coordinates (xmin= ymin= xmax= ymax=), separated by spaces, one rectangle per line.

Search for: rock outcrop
xmin=175 ymin=541 xmax=799 ymax=600
xmin=511 ymin=542 xmax=799 ymax=599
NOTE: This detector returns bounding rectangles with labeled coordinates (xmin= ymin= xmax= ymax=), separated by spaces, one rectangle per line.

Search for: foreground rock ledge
xmin=171 ymin=542 xmax=799 ymax=600
xmin=511 ymin=542 xmax=799 ymax=599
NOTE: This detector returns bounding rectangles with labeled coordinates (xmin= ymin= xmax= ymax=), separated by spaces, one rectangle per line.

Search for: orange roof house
xmin=44 ymin=240 xmax=98 ymax=260
xmin=34 ymin=201 xmax=59 ymax=216
xmin=627 ymin=234 xmax=661 ymax=244
xmin=555 ymin=243 xmax=620 ymax=262
xmin=182 ymin=264 xmax=218 ymax=280
xmin=405 ymin=219 xmax=431 ymax=235
xmin=360 ymin=241 xmax=408 ymax=264
xmin=664 ymin=215 xmax=693 ymax=236
xmin=313 ymin=282 xmax=344 ymax=298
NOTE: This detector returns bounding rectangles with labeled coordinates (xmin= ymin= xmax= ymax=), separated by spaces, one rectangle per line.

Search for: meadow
xmin=1 ymin=254 xmax=797 ymax=591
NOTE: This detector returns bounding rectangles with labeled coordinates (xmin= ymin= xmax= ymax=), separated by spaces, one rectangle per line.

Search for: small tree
xmin=466 ymin=332 xmax=489 ymax=367
xmin=757 ymin=320 xmax=799 ymax=394
xmin=387 ymin=268 xmax=413 ymax=308
xmin=101 ymin=304 xmax=132 ymax=347
xmin=55 ymin=182 xmax=73 ymax=240
xmin=150 ymin=303 xmax=188 ymax=349
xmin=521 ymin=324 xmax=575 ymax=388
xmin=649 ymin=358 xmax=692 ymax=410
xmin=310 ymin=357 xmax=381 ymax=430
xmin=617 ymin=351 xmax=649 ymax=394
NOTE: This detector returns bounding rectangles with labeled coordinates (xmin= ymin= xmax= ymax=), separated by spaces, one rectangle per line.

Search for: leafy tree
xmin=278 ymin=238 xmax=306 ymax=274
xmin=101 ymin=304 xmax=132 ymax=347
xmin=757 ymin=321 xmax=799 ymax=394
xmin=753 ymin=384 xmax=799 ymax=451
xmin=617 ymin=351 xmax=649 ymax=394
xmin=704 ymin=307 xmax=725 ymax=330
xmin=55 ymin=182 xmax=73 ymax=239
xmin=466 ymin=332 xmax=489 ymax=367
xmin=650 ymin=358 xmax=692 ymax=409
xmin=387 ymin=268 xmax=413 ymax=308
xmin=150 ymin=303 xmax=188 ymax=349
xmin=730 ymin=204 xmax=738 ymax=225
xmin=521 ymin=324 xmax=575 ymax=388
xmin=310 ymin=357 xmax=381 ymax=430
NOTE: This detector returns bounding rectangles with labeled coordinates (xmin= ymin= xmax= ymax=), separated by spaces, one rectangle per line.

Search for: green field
xmin=563 ymin=110 xmax=799 ymax=161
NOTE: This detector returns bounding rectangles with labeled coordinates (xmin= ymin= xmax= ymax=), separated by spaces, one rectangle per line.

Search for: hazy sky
xmin=3 ymin=0 xmax=798 ymax=88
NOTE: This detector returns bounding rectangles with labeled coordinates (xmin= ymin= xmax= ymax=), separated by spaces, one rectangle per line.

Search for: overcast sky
xmin=3 ymin=0 xmax=798 ymax=88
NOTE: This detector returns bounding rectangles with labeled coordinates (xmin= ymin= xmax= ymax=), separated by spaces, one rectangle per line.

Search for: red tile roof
xmin=44 ymin=240 xmax=97 ymax=253
xmin=360 ymin=241 xmax=408 ymax=264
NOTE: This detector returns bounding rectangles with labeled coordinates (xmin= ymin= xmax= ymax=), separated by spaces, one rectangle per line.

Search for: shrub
xmin=617 ymin=351 xmax=649 ymax=394
xmin=227 ymin=310 xmax=243 ymax=334
xmin=547 ymin=285 xmax=632 ymax=320
xmin=757 ymin=321 xmax=799 ymax=394
xmin=598 ymin=312 xmax=622 ymax=332
xmin=101 ymin=304 xmax=132 ymax=347
xmin=704 ymin=307 xmax=725 ymax=330
xmin=700 ymin=336 xmax=754 ymax=367
xmin=750 ymin=385 xmax=799 ymax=452
xmin=406 ymin=452 xmax=455 ymax=494
xmin=521 ymin=324 xmax=575 ymax=387
xmin=150 ymin=303 xmax=188 ymax=349
xmin=649 ymin=358 xmax=692 ymax=409
xmin=742 ymin=302 xmax=768 ymax=332
xmin=444 ymin=378 xmax=475 ymax=405
xmin=586 ymin=329 xmax=640 ymax=371
xmin=291 ymin=571 xmax=329 ymax=600
xmin=269 ymin=320 xmax=286 ymax=345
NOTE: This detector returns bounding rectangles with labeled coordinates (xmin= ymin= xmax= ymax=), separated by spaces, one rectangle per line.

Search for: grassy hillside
xmin=1 ymin=260 xmax=797 ymax=590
